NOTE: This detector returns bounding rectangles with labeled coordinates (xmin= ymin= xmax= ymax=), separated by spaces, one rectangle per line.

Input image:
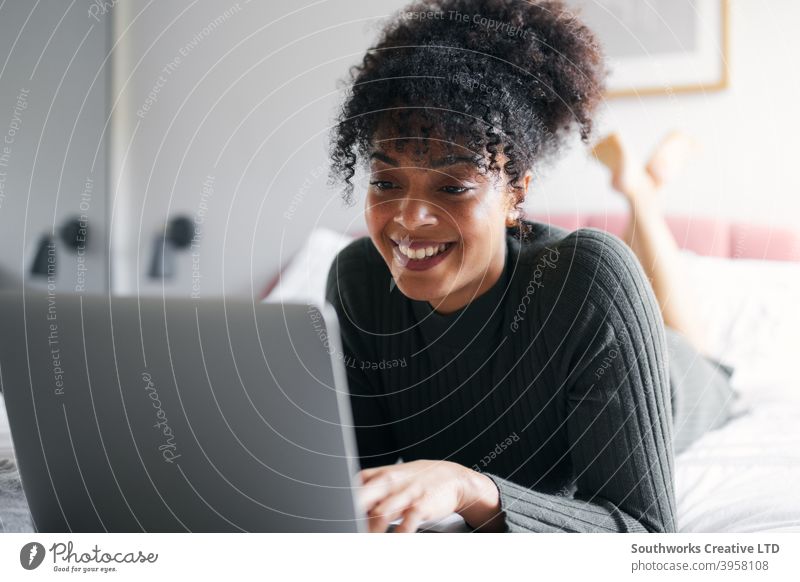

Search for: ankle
xmin=617 ymin=172 xmax=659 ymax=207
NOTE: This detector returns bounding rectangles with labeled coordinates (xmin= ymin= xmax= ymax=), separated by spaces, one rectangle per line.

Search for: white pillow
xmin=680 ymin=250 xmax=800 ymax=397
xmin=263 ymin=228 xmax=356 ymax=307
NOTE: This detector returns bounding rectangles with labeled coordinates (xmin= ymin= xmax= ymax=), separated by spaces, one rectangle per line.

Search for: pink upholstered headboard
xmin=528 ymin=213 xmax=800 ymax=262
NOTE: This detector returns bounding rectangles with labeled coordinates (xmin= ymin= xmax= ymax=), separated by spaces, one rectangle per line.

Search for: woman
xmin=325 ymin=0 xmax=735 ymax=533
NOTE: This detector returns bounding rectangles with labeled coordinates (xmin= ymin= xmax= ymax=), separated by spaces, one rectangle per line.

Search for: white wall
xmin=0 ymin=1 xmax=110 ymax=293
xmin=540 ymin=0 xmax=800 ymax=227
xmin=110 ymin=0 xmax=800 ymax=298
xmin=111 ymin=0 xmax=396 ymax=298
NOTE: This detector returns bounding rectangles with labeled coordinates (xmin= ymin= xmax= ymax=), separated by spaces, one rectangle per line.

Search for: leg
xmin=590 ymin=133 xmax=711 ymax=355
xmin=664 ymin=327 xmax=738 ymax=455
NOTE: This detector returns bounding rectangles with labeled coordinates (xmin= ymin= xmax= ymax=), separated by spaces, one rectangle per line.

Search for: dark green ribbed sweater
xmin=325 ymin=220 xmax=677 ymax=533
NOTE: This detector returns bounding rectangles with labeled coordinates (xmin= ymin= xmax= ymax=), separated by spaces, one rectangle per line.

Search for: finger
xmin=357 ymin=474 xmax=408 ymax=515
xmin=367 ymin=509 xmax=400 ymax=533
xmin=368 ymin=488 xmax=418 ymax=533
xmin=356 ymin=477 xmax=394 ymax=514
xmin=367 ymin=505 xmax=406 ymax=533
xmin=393 ymin=505 xmax=427 ymax=533
xmin=371 ymin=486 xmax=418 ymax=521
xmin=358 ymin=463 xmax=409 ymax=485
xmin=357 ymin=467 xmax=384 ymax=483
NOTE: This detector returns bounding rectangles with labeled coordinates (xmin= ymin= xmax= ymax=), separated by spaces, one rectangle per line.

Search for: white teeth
xmin=397 ymin=242 xmax=451 ymax=260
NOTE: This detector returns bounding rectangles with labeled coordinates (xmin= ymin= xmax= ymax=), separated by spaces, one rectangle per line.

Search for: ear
xmin=521 ymin=170 xmax=533 ymax=195
xmin=505 ymin=170 xmax=533 ymax=212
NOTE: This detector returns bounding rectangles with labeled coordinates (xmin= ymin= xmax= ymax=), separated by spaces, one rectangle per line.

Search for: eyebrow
xmin=369 ymin=151 xmax=481 ymax=169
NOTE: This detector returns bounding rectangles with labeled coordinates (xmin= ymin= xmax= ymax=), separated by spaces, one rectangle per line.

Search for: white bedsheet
xmin=675 ymin=389 xmax=800 ymax=532
xmin=0 ymin=397 xmax=13 ymax=460
xmin=674 ymin=252 xmax=800 ymax=531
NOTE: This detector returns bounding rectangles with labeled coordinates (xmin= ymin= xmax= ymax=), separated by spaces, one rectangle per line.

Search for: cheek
xmin=365 ymin=195 xmax=396 ymax=257
xmin=451 ymin=194 xmax=505 ymax=251
xmin=365 ymin=195 xmax=390 ymax=234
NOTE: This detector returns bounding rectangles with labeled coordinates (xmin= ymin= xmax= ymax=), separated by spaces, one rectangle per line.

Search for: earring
xmin=506 ymin=209 xmax=520 ymax=227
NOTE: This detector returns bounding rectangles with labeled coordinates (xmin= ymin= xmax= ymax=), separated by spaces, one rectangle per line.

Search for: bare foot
xmin=646 ymin=131 xmax=699 ymax=188
xmin=590 ymin=133 xmax=657 ymax=205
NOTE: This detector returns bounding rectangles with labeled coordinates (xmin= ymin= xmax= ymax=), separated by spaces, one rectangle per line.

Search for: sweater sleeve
xmin=325 ymin=252 xmax=400 ymax=470
xmin=482 ymin=229 xmax=677 ymax=533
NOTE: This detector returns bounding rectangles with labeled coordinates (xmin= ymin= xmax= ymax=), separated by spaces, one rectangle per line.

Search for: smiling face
xmin=365 ymin=134 xmax=530 ymax=314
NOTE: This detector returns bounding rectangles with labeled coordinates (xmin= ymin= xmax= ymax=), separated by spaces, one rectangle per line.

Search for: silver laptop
xmin=0 ymin=292 xmax=367 ymax=532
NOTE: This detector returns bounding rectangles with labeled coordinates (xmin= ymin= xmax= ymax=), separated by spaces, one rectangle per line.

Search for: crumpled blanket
xmin=0 ymin=458 xmax=33 ymax=532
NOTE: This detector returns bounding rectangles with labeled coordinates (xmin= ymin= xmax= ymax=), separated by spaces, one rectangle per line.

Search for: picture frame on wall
xmin=568 ymin=0 xmax=729 ymax=98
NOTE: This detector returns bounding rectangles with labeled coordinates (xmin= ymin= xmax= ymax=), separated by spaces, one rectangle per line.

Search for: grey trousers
xmin=665 ymin=327 xmax=739 ymax=456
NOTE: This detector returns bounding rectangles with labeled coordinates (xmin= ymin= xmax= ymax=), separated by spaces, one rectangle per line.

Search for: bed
xmin=2 ymin=213 xmax=798 ymax=532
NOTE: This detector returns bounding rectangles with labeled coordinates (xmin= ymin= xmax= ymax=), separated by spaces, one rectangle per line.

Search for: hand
xmin=355 ymin=460 xmax=504 ymax=533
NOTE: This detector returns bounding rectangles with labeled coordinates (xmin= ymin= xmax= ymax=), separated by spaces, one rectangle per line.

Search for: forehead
xmin=369 ymin=134 xmax=483 ymax=169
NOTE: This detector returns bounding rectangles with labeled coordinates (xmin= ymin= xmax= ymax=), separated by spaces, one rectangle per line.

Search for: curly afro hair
xmin=329 ymin=0 xmax=607 ymax=234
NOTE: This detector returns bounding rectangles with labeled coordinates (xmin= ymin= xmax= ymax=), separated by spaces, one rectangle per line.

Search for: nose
xmin=393 ymin=194 xmax=438 ymax=231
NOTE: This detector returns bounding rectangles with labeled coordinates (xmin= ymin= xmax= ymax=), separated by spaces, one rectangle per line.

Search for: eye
xmin=440 ymin=185 xmax=473 ymax=195
xmin=369 ymin=180 xmax=397 ymax=191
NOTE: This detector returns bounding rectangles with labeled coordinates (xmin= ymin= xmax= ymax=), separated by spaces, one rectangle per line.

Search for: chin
xmin=391 ymin=278 xmax=444 ymax=302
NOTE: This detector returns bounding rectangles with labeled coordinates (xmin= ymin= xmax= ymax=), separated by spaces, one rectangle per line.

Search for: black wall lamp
xmin=148 ymin=215 xmax=196 ymax=280
xmin=30 ymin=235 xmax=56 ymax=277
xmin=30 ymin=217 xmax=89 ymax=277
